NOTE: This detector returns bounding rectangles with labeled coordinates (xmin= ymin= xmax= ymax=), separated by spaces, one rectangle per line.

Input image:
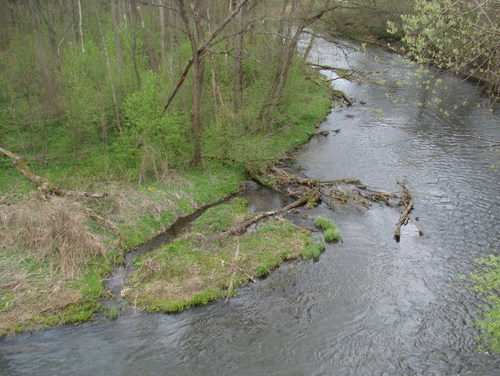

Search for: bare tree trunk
xmin=96 ymin=11 xmax=122 ymax=132
xmin=135 ymin=1 xmax=158 ymax=71
xmin=303 ymin=34 xmax=315 ymax=61
xmin=192 ymin=1 xmax=206 ymax=166
xmin=259 ymin=0 xmax=330 ymax=125
xmin=28 ymin=0 xmax=49 ymax=80
xmin=110 ymin=0 xmax=123 ymax=72
xmin=176 ymin=0 xmax=205 ymax=166
xmin=27 ymin=0 xmax=49 ymax=162
xmin=232 ymin=0 xmax=244 ymax=118
xmin=77 ymin=0 xmax=85 ymax=54
xmin=126 ymin=1 xmax=142 ymax=88
xmin=259 ymin=28 xmax=300 ymax=125
xmin=158 ymin=0 xmax=166 ymax=71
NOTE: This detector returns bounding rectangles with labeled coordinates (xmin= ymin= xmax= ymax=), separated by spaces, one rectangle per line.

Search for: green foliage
xmin=467 ymin=254 xmax=500 ymax=353
xmin=102 ymin=306 xmax=120 ymax=320
xmin=0 ymin=0 xmax=335 ymax=334
xmin=124 ymin=209 xmax=319 ymax=312
xmin=119 ymin=71 xmax=190 ymax=177
xmin=393 ymin=0 xmax=499 ymax=95
xmin=324 ymin=228 xmax=341 ymax=243
xmin=315 ymin=217 xmax=335 ymax=230
xmin=192 ymin=198 xmax=248 ymax=235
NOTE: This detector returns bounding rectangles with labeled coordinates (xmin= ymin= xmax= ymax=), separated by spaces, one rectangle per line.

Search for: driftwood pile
xmin=247 ymin=164 xmax=421 ymax=242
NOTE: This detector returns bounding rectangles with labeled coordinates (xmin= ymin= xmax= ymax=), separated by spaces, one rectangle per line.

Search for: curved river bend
xmin=1 ymin=39 xmax=499 ymax=376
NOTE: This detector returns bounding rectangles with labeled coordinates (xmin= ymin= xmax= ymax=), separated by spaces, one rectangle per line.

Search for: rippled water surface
xmin=1 ymin=39 xmax=499 ymax=376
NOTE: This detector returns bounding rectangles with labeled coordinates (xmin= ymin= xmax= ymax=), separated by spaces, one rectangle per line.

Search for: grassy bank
xmin=123 ymin=198 xmax=326 ymax=312
xmin=0 ymin=70 xmax=331 ymax=337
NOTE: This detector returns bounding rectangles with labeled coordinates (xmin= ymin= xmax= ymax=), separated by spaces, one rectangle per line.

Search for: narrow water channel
xmin=1 ymin=39 xmax=498 ymax=376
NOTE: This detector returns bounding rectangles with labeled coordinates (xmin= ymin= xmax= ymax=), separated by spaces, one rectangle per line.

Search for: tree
xmin=259 ymin=0 xmax=342 ymax=125
xmin=391 ymin=0 xmax=499 ymax=96
xmin=165 ymin=0 xmax=251 ymax=166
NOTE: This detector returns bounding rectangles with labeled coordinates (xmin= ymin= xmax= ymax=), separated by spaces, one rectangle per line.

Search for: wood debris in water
xmin=251 ymin=165 xmax=421 ymax=241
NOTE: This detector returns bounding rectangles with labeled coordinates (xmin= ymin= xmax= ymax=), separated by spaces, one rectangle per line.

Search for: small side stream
xmin=105 ymin=180 xmax=293 ymax=301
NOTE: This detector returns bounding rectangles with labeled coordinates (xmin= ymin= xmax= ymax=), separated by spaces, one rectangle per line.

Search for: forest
xmin=0 ymin=0 xmax=498 ymax=354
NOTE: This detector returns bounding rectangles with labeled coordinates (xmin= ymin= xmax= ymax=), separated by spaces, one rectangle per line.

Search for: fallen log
xmin=204 ymin=195 xmax=312 ymax=243
xmin=0 ymin=146 xmax=108 ymax=199
xmin=1 ymin=146 xmax=116 ymax=232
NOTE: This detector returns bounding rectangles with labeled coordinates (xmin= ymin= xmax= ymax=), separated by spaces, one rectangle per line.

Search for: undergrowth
xmin=0 ymin=61 xmax=331 ymax=336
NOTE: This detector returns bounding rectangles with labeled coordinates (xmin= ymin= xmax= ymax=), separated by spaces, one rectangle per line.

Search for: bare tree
xmin=77 ymin=0 xmax=85 ymax=54
xmin=110 ymin=0 xmax=123 ymax=72
xmin=259 ymin=0 xmax=337 ymax=125
xmin=164 ymin=0 xmax=251 ymax=165
xmin=232 ymin=0 xmax=245 ymax=117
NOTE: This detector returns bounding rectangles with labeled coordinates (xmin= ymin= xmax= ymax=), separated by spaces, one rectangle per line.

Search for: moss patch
xmin=123 ymin=200 xmax=323 ymax=312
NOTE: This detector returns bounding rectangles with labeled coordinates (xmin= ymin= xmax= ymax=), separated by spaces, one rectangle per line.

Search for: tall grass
xmin=0 ymin=198 xmax=104 ymax=276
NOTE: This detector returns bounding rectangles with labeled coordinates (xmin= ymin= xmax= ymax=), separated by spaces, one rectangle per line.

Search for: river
xmin=1 ymin=39 xmax=499 ymax=376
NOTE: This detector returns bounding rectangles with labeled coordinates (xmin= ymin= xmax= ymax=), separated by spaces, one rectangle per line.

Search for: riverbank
xmin=0 ymin=70 xmax=332 ymax=337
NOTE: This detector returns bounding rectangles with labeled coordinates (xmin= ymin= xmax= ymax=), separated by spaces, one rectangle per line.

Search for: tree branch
xmin=163 ymin=0 xmax=255 ymax=112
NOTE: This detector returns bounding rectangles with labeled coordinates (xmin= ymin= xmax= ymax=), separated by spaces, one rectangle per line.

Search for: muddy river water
xmin=1 ymin=39 xmax=499 ymax=375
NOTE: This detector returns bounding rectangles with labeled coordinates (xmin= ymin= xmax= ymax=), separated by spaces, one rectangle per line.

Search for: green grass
xmin=315 ymin=217 xmax=342 ymax=243
xmin=123 ymin=201 xmax=321 ymax=312
xmin=301 ymin=240 xmax=327 ymax=260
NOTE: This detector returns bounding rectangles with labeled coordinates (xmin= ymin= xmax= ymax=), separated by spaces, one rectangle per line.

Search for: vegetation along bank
xmin=0 ymin=0 xmax=339 ymax=336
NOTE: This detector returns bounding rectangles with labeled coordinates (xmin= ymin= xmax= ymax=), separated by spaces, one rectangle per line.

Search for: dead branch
xmin=72 ymin=201 xmax=118 ymax=233
xmin=309 ymin=63 xmax=356 ymax=80
xmin=221 ymin=260 xmax=256 ymax=283
xmin=1 ymin=146 xmax=115 ymax=233
xmin=162 ymin=0 xmax=251 ymax=113
xmin=394 ymin=182 xmax=414 ymax=242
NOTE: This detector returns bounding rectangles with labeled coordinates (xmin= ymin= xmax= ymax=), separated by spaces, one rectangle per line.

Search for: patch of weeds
xmin=301 ymin=240 xmax=326 ymax=260
xmin=254 ymin=265 xmax=270 ymax=277
xmin=465 ymin=254 xmax=499 ymax=353
xmin=315 ymin=216 xmax=342 ymax=243
xmin=0 ymin=293 xmax=15 ymax=312
xmin=192 ymin=198 xmax=248 ymax=235
xmin=102 ymin=306 xmax=120 ymax=320
xmin=324 ymin=228 xmax=341 ymax=243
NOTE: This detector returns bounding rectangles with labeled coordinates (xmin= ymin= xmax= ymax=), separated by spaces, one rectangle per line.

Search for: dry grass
xmin=0 ymin=197 xmax=107 ymax=335
xmin=0 ymin=197 xmax=104 ymax=276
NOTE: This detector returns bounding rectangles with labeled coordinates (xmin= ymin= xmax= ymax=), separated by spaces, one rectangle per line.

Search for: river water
xmin=1 ymin=39 xmax=499 ymax=375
